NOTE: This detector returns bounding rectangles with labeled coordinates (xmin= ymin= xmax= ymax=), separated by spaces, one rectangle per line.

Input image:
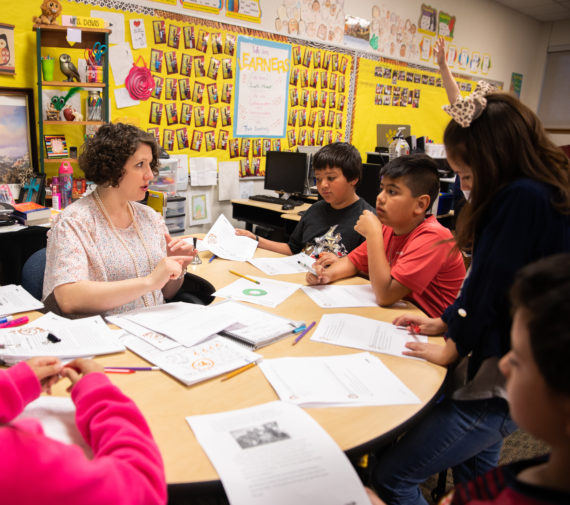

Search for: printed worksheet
xmin=0 ymin=284 xmax=44 ymax=316
xmin=213 ymin=276 xmax=301 ymax=308
xmin=259 ymin=352 xmax=420 ymax=407
xmin=202 ymin=214 xmax=258 ymax=261
xmin=248 ymin=252 xmax=315 ymax=276
xmin=107 ymin=314 xmax=179 ymax=351
xmin=186 ymin=401 xmax=371 ymax=505
xmin=118 ymin=332 xmax=261 ymax=386
xmin=301 ymin=284 xmax=379 ymax=307
xmin=0 ymin=312 xmax=124 ymax=364
xmin=310 ymin=313 xmax=428 ymax=359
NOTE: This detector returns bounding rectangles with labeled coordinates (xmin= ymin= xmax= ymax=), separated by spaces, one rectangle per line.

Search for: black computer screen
xmin=264 ymin=151 xmax=307 ymax=194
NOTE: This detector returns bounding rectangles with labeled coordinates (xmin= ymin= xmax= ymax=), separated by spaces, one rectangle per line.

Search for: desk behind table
xmin=0 ymin=225 xmax=48 ymax=285
xmin=48 ymin=247 xmax=446 ymax=493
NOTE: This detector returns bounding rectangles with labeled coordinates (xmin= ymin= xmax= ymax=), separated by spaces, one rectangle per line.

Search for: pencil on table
xmin=221 ymin=362 xmax=256 ymax=381
xmin=229 ymin=270 xmax=260 ymax=284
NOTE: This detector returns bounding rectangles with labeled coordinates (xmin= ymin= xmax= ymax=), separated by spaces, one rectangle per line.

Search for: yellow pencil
xmin=229 ymin=270 xmax=260 ymax=284
xmin=221 ymin=362 xmax=257 ymax=381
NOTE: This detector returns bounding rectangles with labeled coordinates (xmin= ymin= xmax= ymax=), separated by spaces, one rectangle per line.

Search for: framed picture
xmin=0 ymin=24 xmax=15 ymax=75
xmin=0 ymin=87 xmax=38 ymax=183
xmin=20 ymin=174 xmax=46 ymax=203
xmin=44 ymin=135 xmax=68 ymax=158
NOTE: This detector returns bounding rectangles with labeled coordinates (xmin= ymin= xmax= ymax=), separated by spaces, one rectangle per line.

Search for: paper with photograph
xmin=186 ymin=401 xmax=370 ymax=505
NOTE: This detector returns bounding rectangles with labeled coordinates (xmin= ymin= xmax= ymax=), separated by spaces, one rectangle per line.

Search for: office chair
xmin=169 ymin=272 xmax=216 ymax=305
xmin=21 ymin=248 xmax=47 ymax=300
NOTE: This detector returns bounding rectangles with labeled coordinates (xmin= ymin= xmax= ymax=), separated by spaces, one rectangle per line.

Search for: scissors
xmin=86 ymin=42 xmax=107 ymax=65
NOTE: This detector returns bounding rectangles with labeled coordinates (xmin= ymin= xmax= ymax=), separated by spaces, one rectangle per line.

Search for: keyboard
xmin=248 ymin=195 xmax=305 ymax=206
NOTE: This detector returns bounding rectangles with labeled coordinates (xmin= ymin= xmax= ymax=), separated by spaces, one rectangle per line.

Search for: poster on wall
xmin=418 ymin=4 xmax=437 ymax=36
xmin=510 ymin=72 xmax=523 ymax=98
xmin=234 ymin=36 xmax=291 ymax=138
xmin=226 ymin=0 xmax=261 ymax=23
xmin=437 ymin=11 xmax=455 ymax=41
xmin=344 ymin=16 xmax=370 ymax=49
xmin=182 ymin=0 xmax=222 ymax=15
xmin=0 ymin=24 xmax=15 ymax=74
xmin=369 ymin=5 xmax=418 ymax=60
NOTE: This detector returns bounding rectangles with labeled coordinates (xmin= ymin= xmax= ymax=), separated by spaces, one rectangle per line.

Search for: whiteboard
xmin=234 ymin=36 xmax=291 ymax=138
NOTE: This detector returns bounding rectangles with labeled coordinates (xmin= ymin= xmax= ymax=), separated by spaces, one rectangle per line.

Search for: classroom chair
xmin=167 ymin=272 xmax=216 ymax=306
xmin=21 ymin=247 xmax=47 ymax=300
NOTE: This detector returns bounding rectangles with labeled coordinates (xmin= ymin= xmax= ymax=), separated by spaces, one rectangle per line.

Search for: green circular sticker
xmin=242 ymin=288 xmax=268 ymax=296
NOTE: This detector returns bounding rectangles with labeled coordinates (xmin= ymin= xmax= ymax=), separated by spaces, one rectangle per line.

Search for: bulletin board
xmin=351 ymin=55 xmax=503 ymax=155
xmin=107 ymin=8 xmax=353 ymax=178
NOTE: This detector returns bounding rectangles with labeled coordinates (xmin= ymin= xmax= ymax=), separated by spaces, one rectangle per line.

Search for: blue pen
xmin=208 ymin=255 xmax=216 ymax=263
xmin=0 ymin=315 xmax=14 ymax=324
xmin=292 ymin=324 xmax=306 ymax=334
xmin=292 ymin=321 xmax=316 ymax=345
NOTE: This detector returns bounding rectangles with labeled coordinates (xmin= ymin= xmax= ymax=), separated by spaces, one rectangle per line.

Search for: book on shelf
xmin=12 ymin=202 xmax=51 ymax=225
xmin=44 ymin=135 xmax=68 ymax=159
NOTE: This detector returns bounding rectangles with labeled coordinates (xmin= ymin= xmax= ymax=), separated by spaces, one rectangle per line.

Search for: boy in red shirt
xmin=307 ymin=154 xmax=465 ymax=317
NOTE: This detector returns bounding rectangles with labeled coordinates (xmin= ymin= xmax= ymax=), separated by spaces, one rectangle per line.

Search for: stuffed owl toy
xmin=59 ymin=54 xmax=80 ymax=82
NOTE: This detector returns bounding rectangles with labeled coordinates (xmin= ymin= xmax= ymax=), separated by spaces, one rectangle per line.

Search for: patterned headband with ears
xmin=443 ymin=81 xmax=497 ymax=128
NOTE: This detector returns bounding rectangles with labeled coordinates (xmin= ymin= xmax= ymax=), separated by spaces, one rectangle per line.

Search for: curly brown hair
xmin=444 ymin=92 xmax=570 ymax=251
xmin=79 ymin=123 xmax=160 ymax=186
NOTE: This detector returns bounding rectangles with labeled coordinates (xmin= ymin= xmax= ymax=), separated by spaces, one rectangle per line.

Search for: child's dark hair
xmin=312 ymin=142 xmax=362 ymax=182
xmin=79 ymin=123 xmax=160 ymax=187
xmin=380 ymin=154 xmax=440 ymax=212
xmin=510 ymin=253 xmax=570 ymax=395
xmin=444 ymin=92 xmax=570 ymax=251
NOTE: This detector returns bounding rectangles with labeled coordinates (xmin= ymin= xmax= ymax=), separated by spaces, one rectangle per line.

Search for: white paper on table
xmin=218 ymin=161 xmax=240 ymax=200
xmin=107 ymin=314 xmax=179 ymax=351
xmin=310 ymin=313 xmax=428 ymax=359
xmin=108 ymin=42 xmax=133 ymax=86
xmin=0 ymin=284 xmax=44 ymax=316
xmin=203 ymin=214 xmax=258 ymax=261
xmin=117 ymin=302 xmax=237 ymax=348
xmin=118 ymin=332 xmax=261 ymax=386
xmin=187 ymin=401 xmax=370 ymax=505
xmin=90 ymin=10 xmax=125 ymax=45
xmin=301 ymin=284 xmax=379 ymax=308
xmin=0 ymin=313 xmax=124 ymax=364
xmin=114 ymin=87 xmax=140 ymax=109
xmin=259 ymin=352 xmax=420 ymax=407
xmin=190 ymin=157 xmax=218 ymax=186
xmin=17 ymin=396 xmax=92 ymax=458
xmin=213 ymin=276 xmax=301 ymax=308
xmin=248 ymin=252 xmax=314 ymax=276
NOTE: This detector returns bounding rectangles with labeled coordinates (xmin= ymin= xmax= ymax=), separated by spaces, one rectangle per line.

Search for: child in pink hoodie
xmin=0 ymin=357 xmax=166 ymax=505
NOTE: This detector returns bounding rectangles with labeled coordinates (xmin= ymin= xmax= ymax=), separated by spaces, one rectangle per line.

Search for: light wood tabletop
xmin=46 ymin=245 xmax=446 ymax=487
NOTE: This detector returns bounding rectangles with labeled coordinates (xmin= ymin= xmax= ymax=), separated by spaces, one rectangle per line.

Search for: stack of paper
xmin=187 ymin=401 xmax=371 ymax=505
xmin=118 ymin=332 xmax=261 ymax=386
xmin=0 ymin=284 xmax=44 ymax=316
xmin=259 ymin=352 xmax=420 ymax=407
xmin=0 ymin=312 xmax=124 ymax=364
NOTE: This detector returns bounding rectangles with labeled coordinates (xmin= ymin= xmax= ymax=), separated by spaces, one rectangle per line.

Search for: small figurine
xmin=33 ymin=0 xmax=62 ymax=25
xmin=45 ymin=100 xmax=60 ymax=121
xmin=59 ymin=54 xmax=80 ymax=82
xmin=46 ymin=87 xmax=81 ymax=121
xmin=63 ymin=105 xmax=83 ymax=122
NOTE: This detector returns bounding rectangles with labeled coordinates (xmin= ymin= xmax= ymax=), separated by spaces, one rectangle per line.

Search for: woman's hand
xmin=392 ymin=314 xmax=447 ymax=336
xmin=434 ymin=36 xmax=446 ymax=68
xmin=61 ymin=358 xmax=104 ymax=392
xmin=165 ymin=233 xmax=196 ymax=270
xmin=403 ymin=338 xmax=459 ymax=366
xmin=148 ymin=256 xmax=191 ymax=290
xmin=26 ymin=356 xmax=63 ymax=394
xmin=235 ymin=228 xmax=256 ymax=240
xmin=354 ymin=210 xmax=382 ymax=239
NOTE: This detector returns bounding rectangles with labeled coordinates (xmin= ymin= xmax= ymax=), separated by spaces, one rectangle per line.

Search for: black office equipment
xmin=248 ymin=194 xmax=305 ymax=206
xmin=366 ymin=152 xmax=387 ymax=166
xmin=356 ymin=163 xmax=382 ymax=208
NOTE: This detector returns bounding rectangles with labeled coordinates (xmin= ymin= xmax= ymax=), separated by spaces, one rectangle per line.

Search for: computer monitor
xmin=356 ymin=163 xmax=382 ymax=208
xmin=264 ymin=151 xmax=308 ymax=195
xmin=297 ymin=145 xmax=322 ymax=193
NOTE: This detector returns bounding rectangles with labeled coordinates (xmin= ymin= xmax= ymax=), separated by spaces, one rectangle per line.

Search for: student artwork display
xmin=122 ymin=9 xmax=351 ymax=177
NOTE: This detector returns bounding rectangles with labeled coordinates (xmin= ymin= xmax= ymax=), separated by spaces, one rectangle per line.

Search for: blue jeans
xmin=371 ymin=397 xmax=517 ymax=505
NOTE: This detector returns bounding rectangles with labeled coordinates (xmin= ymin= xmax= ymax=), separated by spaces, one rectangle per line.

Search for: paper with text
xmin=248 ymin=252 xmax=314 ymax=276
xmin=310 ymin=313 xmax=428 ymax=359
xmin=0 ymin=284 xmax=44 ymax=316
xmin=118 ymin=332 xmax=261 ymax=386
xmin=203 ymin=214 xmax=258 ymax=261
xmin=259 ymin=352 xmax=420 ymax=407
xmin=190 ymin=157 xmax=218 ymax=186
xmin=187 ymin=401 xmax=370 ymax=505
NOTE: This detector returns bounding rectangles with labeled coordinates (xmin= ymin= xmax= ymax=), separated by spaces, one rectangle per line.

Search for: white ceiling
xmin=494 ymin=0 xmax=570 ymax=21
